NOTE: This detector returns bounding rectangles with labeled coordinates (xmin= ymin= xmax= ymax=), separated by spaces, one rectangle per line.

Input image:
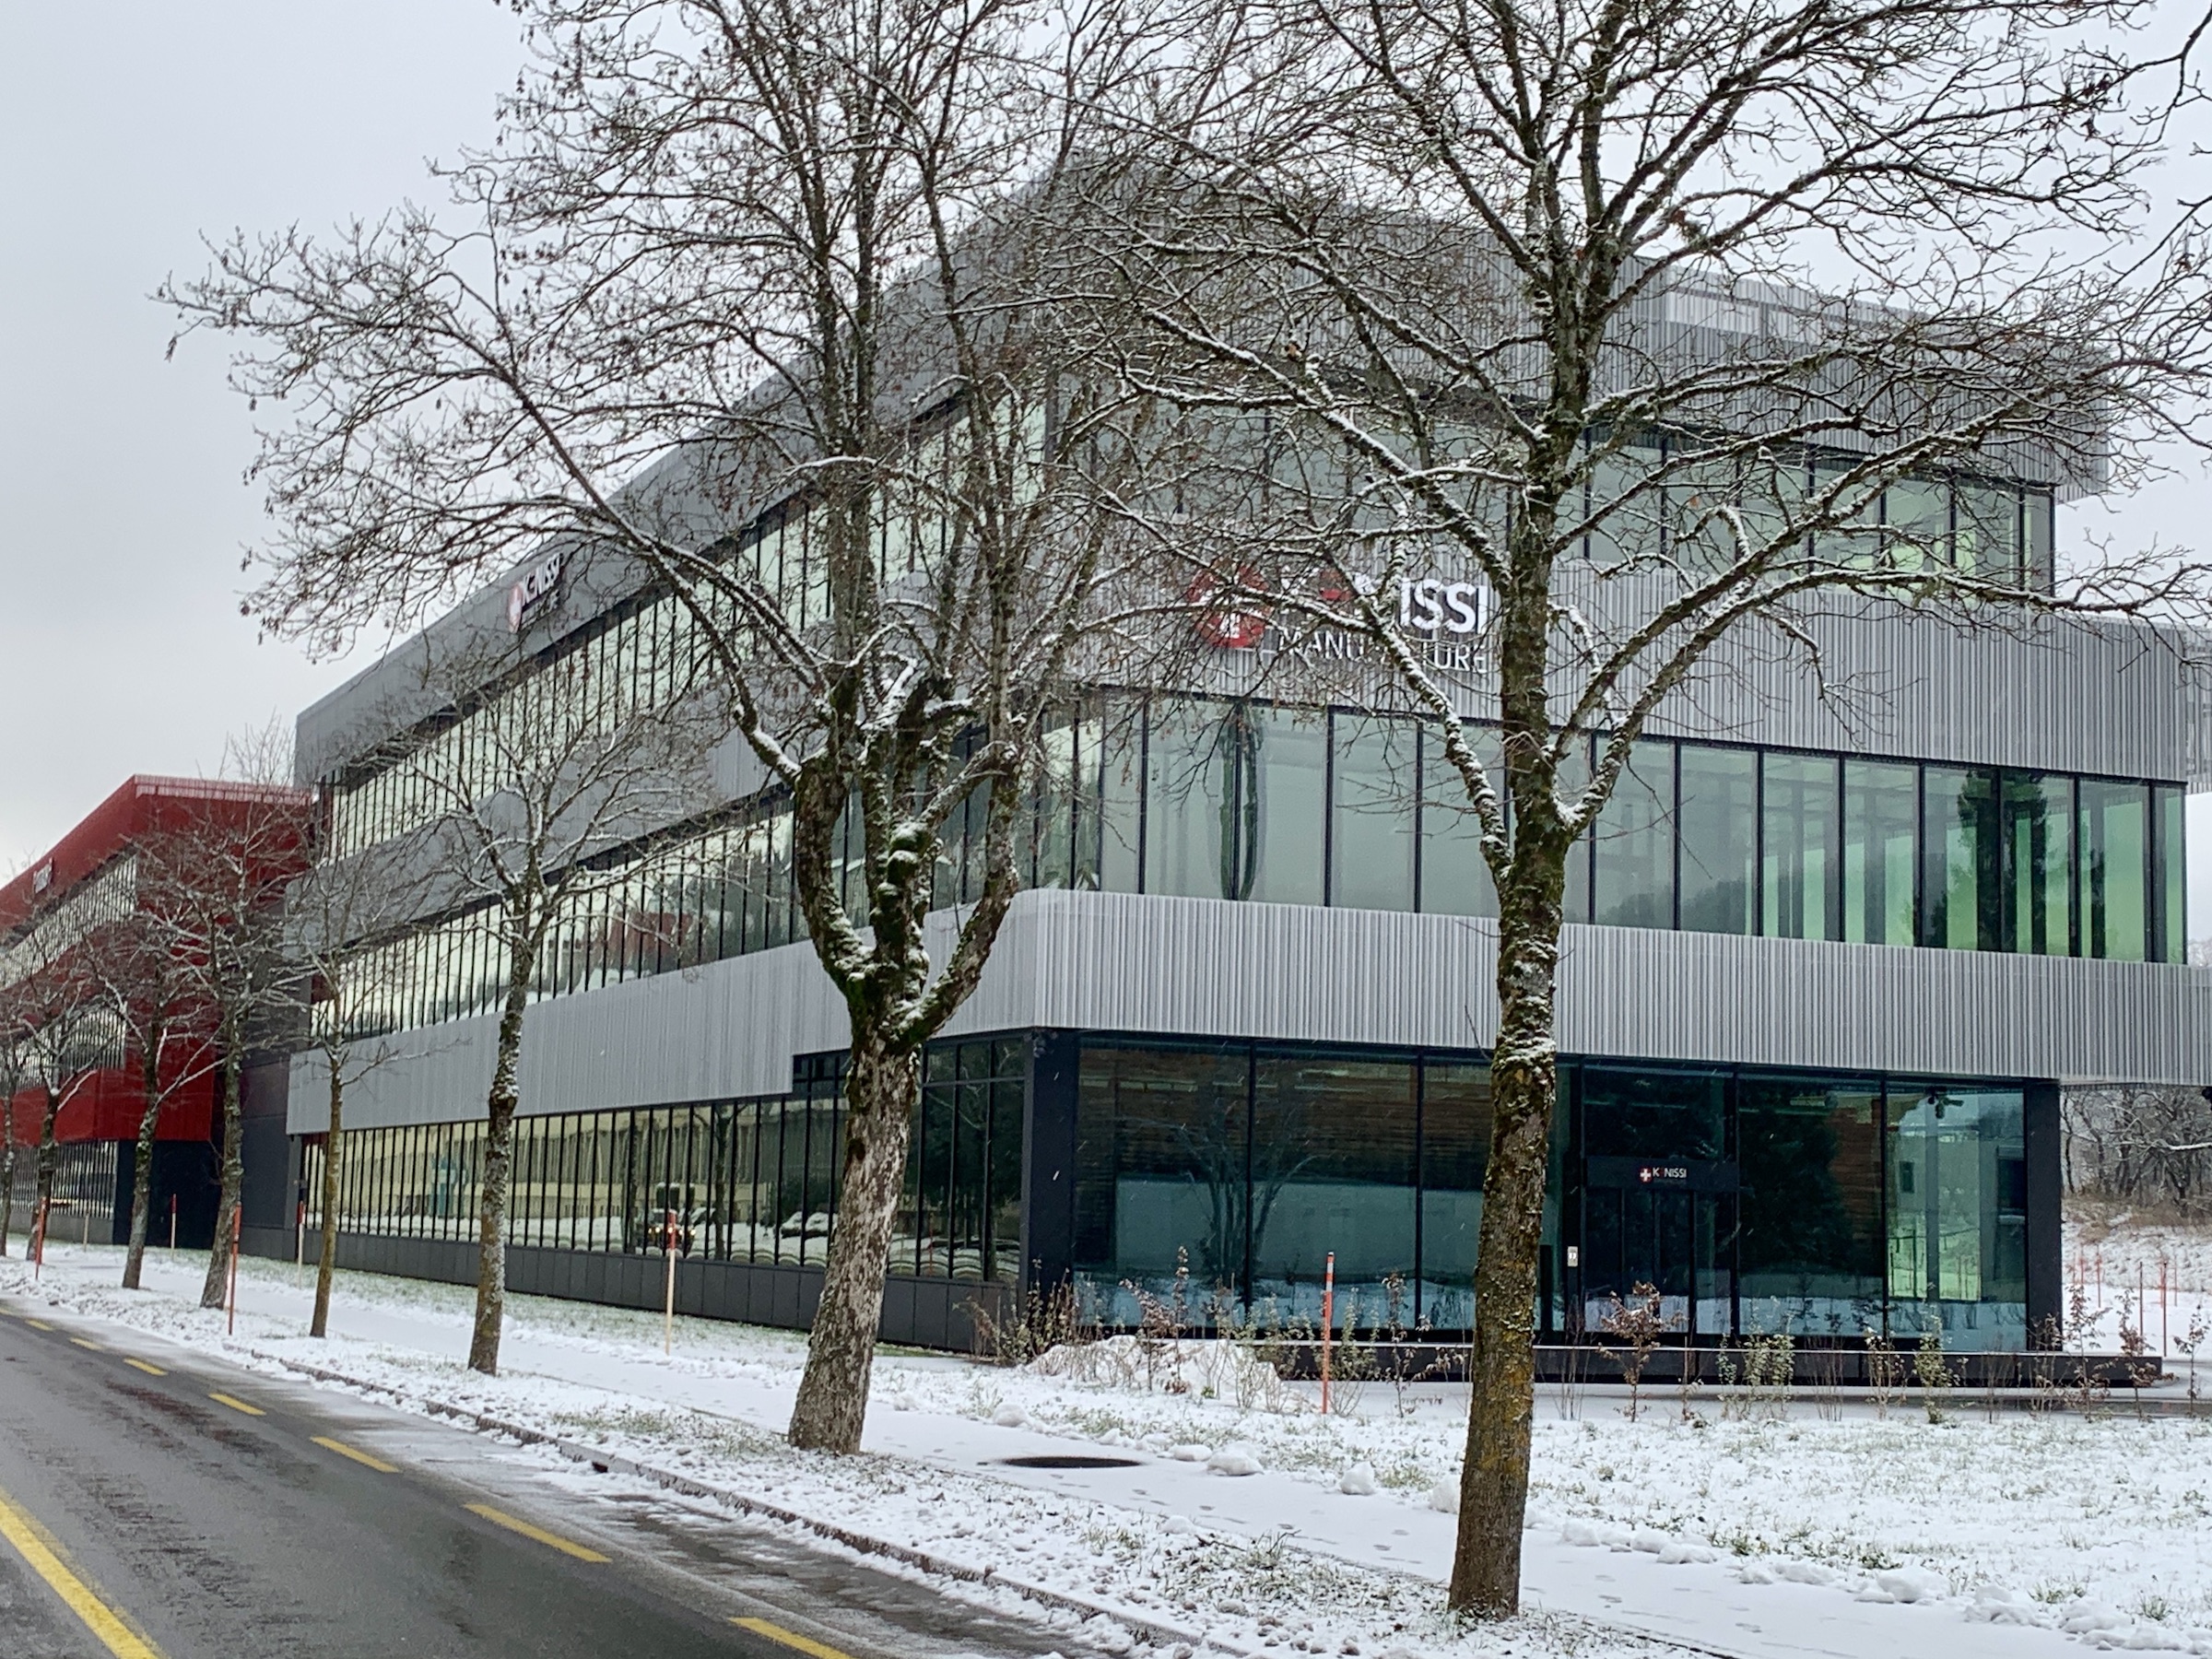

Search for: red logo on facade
xmin=1187 ymin=569 xmax=1269 ymax=650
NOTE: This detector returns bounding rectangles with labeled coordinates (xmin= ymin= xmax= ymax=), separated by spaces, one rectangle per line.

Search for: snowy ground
xmin=5 ymin=1245 xmax=2210 ymax=1659
xmin=2065 ymin=1206 xmax=2212 ymax=1364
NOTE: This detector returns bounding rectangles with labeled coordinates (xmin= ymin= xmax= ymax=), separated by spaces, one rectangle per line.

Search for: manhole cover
xmin=998 ymin=1454 xmax=1141 ymax=1469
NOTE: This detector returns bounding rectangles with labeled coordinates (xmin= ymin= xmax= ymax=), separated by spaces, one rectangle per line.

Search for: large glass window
xmin=1249 ymin=1053 xmax=1417 ymax=1326
xmin=1579 ymin=1068 xmax=1730 ymax=1335
xmin=1736 ymin=1078 xmax=1883 ymax=1336
xmin=1074 ymin=1042 xmax=1252 ymax=1321
xmin=1762 ymin=752 xmax=1839 ymax=940
xmin=1886 ymin=1087 xmax=2027 ymax=1349
xmin=1678 ymin=744 xmax=1757 ymax=935
xmin=1143 ymin=700 xmax=1234 ymax=900
xmin=1841 ymin=759 xmax=1917 ymax=947
xmin=1417 ymin=1061 xmax=1492 ymax=1329
xmin=1329 ymin=713 xmax=1417 ymax=912
xmin=1923 ymin=766 xmax=1999 ymax=951
xmin=2002 ymin=773 xmax=2074 ymax=956
xmin=2155 ymin=784 xmax=2187 ymax=964
xmin=2079 ymin=779 xmax=2149 ymax=961
xmin=1593 ymin=740 xmax=1675 ymax=929
xmin=1418 ymin=727 xmax=1500 ymax=918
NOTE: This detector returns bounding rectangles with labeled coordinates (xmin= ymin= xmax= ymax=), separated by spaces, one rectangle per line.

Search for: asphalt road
xmin=0 ymin=1296 xmax=1069 ymax=1659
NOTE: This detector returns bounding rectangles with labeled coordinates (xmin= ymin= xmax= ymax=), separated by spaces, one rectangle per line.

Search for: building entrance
xmin=1580 ymin=1162 xmax=1738 ymax=1336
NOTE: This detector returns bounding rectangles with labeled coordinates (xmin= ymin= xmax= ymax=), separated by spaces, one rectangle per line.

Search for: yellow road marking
xmin=0 ymin=1481 xmax=164 ymax=1659
xmin=70 ymin=1337 xmax=101 ymax=1351
xmin=206 ymin=1393 xmax=265 ymax=1418
xmin=25 ymin=1319 xmax=54 ymax=1331
xmin=730 ymin=1617 xmax=857 ymax=1659
xmin=312 ymin=1436 xmax=398 ymax=1474
xmin=124 ymin=1359 xmax=166 ymax=1377
xmin=464 ymin=1502 xmax=610 ymax=1563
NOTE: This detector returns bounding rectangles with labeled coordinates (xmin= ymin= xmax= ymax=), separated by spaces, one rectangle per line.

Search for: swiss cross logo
xmin=1187 ymin=569 xmax=1269 ymax=650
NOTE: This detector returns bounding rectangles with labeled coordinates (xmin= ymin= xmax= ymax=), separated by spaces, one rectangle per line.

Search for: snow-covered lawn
xmin=6 ymin=1244 xmax=2209 ymax=1659
xmin=2065 ymin=1205 xmax=2212 ymax=1364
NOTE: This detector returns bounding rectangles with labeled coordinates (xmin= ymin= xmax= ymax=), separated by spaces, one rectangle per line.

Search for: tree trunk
xmin=0 ymin=1135 xmax=16 ymax=1257
xmin=34 ymin=1086 xmax=63 ymax=1239
xmin=312 ymin=1060 xmax=343 ymax=1339
xmin=468 ymin=964 xmax=532 ymax=1375
xmin=200 ymin=1044 xmax=244 ymax=1310
xmin=787 ymin=1031 xmax=922 ymax=1453
xmin=1449 ymin=860 xmax=1566 ymax=1617
xmin=123 ymin=1019 xmax=167 ymax=1290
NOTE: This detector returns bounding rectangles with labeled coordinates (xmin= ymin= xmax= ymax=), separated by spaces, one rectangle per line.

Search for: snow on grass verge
xmin=1 ymin=1248 xmax=1677 ymax=1659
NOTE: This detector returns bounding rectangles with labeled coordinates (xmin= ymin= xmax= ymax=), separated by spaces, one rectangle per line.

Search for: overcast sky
xmin=2 ymin=2 xmax=2209 ymax=928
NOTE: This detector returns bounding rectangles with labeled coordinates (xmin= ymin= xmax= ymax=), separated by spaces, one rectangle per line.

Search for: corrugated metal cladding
xmin=288 ymin=889 xmax=2212 ymax=1134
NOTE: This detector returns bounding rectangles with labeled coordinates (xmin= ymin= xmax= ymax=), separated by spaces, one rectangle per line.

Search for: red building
xmin=0 ymin=776 xmax=312 ymax=1247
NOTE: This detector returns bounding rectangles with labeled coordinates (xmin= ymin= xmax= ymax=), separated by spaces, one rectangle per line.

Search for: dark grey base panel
xmin=241 ymin=1225 xmax=1007 ymax=1352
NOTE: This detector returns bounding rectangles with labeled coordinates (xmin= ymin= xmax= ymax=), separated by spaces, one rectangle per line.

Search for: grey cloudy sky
xmin=2 ymin=1 xmax=2209 ymax=928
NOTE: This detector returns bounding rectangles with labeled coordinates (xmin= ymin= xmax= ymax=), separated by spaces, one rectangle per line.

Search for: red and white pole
xmin=168 ymin=1194 xmax=178 ymax=1252
xmin=226 ymin=1206 xmax=241 ymax=1335
xmin=663 ymin=1208 xmax=677 ymax=1356
xmin=1320 ymin=1252 xmax=1335 ymax=1416
xmin=31 ymin=1198 xmax=49 ymax=1280
xmin=295 ymin=1197 xmax=306 ymax=1267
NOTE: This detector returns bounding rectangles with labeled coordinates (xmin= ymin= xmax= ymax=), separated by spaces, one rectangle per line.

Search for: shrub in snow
xmin=1027 ymin=1336 xmax=1293 ymax=1410
xmin=1336 ymin=1464 xmax=1377 ymax=1496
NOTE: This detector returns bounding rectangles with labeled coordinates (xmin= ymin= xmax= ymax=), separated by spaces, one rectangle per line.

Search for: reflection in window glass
xmin=1417 ymin=1061 xmax=1492 ymax=1329
xmin=1593 ymin=740 xmax=1675 ymax=929
xmin=1583 ymin=436 xmax=1656 ymax=567
xmin=1143 ymin=700 xmax=1232 ymax=900
xmin=1579 ymin=1068 xmax=1729 ymax=1335
xmin=1243 ymin=705 xmax=1327 ymax=906
xmin=1884 ymin=477 xmax=1950 ymax=569
xmin=1841 ymin=759 xmax=1917 ymax=947
xmin=1737 ymin=1079 xmax=1883 ymax=1335
xmin=1886 ymin=1088 xmax=2027 ymax=1349
xmin=2156 ymin=785 xmax=2187 ymax=964
xmin=2025 ymin=490 xmax=2055 ymax=590
xmin=1418 ymin=725 xmax=1500 ymax=918
xmin=1762 ymin=753 xmax=1839 ymax=940
xmin=1678 ymin=745 xmax=1756 ymax=935
xmin=1953 ymin=481 xmax=2019 ymax=582
xmin=1559 ymin=735 xmax=1593 ymax=924
xmin=1923 ymin=767 xmax=1999 ymax=950
xmin=1250 ymin=1054 xmax=1417 ymax=1327
xmin=1074 ymin=1043 xmax=1251 ymax=1323
xmin=2003 ymin=773 xmax=2074 ymax=955
xmin=1330 ymin=713 xmax=1417 ymax=912
xmin=2080 ymin=779 xmax=2148 ymax=961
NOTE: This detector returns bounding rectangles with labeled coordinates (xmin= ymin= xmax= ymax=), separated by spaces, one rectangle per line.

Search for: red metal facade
xmin=2 ymin=775 xmax=311 ymax=1152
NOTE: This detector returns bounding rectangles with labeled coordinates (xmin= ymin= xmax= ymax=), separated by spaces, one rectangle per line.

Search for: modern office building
xmin=1 ymin=776 xmax=307 ymax=1249
xmin=274 ymin=400 xmax=2212 ymax=1357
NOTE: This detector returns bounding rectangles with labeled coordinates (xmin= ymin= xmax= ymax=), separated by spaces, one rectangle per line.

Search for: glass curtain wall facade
xmin=300 ymin=1040 xmax=1025 ymax=1284
xmin=1072 ymin=1039 xmax=2034 ymax=1349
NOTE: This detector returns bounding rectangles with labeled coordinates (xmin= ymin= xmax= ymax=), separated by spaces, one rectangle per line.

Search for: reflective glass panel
xmin=1762 ymin=752 xmax=1840 ymax=940
xmin=2003 ymin=773 xmax=2074 ymax=955
xmin=1593 ymin=740 xmax=1675 ymax=929
xmin=1143 ymin=700 xmax=1232 ymax=900
xmin=2080 ymin=779 xmax=2148 ymax=960
xmin=1242 ymin=705 xmax=1326 ymax=906
xmin=2156 ymin=784 xmax=2187 ymax=964
xmin=1250 ymin=1053 xmax=1417 ymax=1327
xmin=1841 ymin=759 xmax=1917 ymax=947
xmin=1953 ymin=481 xmax=2019 ymax=582
xmin=1737 ymin=1077 xmax=1883 ymax=1336
xmin=1418 ymin=1060 xmax=1492 ymax=1329
xmin=1329 ymin=712 xmax=1417 ymax=912
xmin=1678 ymin=745 xmax=1757 ymax=935
xmin=1418 ymin=724 xmax=1500 ymax=917
xmin=1886 ymin=1087 xmax=2027 ymax=1350
xmin=1922 ymin=766 xmax=1999 ymax=950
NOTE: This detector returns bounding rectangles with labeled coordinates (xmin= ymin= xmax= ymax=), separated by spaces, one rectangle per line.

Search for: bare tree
xmin=164 ymin=0 xmax=1181 ymax=1444
xmin=0 ymin=1017 xmax=27 ymax=1256
xmin=1086 ymin=0 xmax=2212 ymax=1614
xmin=343 ymin=641 xmax=718 ymax=1374
xmin=286 ymin=836 xmax=420 ymax=1340
xmin=2065 ymin=1085 xmax=2212 ymax=1219
xmin=85 ymin=886 xmax=218 ymax=1292
xmin=129 ymin=743 xmax=319 ymax=1311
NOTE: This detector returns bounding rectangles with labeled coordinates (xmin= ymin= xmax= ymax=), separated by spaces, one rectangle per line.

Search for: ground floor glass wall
xmin=1072 ymin=1039 xmax=2033 ymax=1349
xmin=300 ymin=1039 xmax=1024 ymax=1283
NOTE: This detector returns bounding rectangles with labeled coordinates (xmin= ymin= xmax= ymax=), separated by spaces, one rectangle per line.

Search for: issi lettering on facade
xmin=1397 ymin=576 xmax=1492 ymax=636
xmin=507 ymin=554 xmax=567 ymax=632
